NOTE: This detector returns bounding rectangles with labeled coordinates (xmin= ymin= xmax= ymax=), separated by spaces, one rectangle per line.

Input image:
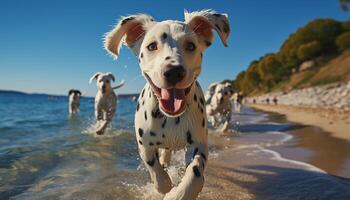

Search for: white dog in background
xmin=104 ymin=10 xmax=230 ymax=199
xmin=90 ymin=72 xmax=124 ymax=135
xmin=206 ymin=82 xmax=234 ymax=133
xmin=68 ymin=89 xmax=82 ymax=114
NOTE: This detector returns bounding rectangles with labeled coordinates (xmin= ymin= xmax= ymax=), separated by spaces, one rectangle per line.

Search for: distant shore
xmin=249 ymin=104 xmax=350 ymax=141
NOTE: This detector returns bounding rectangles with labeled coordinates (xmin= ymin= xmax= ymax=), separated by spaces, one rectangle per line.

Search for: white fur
xmin=90 ymin=72 xmax=123 ymax=135
xmin=68 ymin=90 xmax=81 ymax=114
xmin=104 ymin=10 xmax=231 ymax=199
xmin=206 ymin=82 xmax=234 ymax=133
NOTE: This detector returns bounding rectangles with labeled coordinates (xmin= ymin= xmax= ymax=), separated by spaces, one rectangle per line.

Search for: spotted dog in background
xmin=104 ymin=10 xmax=230 ymax=199
xmin=68 ymin=89 xmax=82 ymax=114
xmin=206 ymin=82 xmax=234 ymax=133
xmin=90 ymin=72 xmax=124 ymax=135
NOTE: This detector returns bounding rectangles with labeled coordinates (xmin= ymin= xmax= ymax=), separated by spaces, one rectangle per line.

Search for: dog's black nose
xmin=163 ymin=65 xmax=185 ymax=86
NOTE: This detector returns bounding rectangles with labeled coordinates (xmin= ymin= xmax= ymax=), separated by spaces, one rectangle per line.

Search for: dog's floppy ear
xmin=89 ymin=72 xmax=102 ymax=84
xmin=209 ymin=82 xmax=218 ymax=94
xmin=185 ymin=10 xmax=231 ymax=48
xmin=104 ymin=14 xmax=156 ymax=59
xmin=76 ymin=90 xmax=82 ymax=96
xmin=107 ymin=73 xmax=115 ymax=82
xmin=68 ymin=89 xmax=74 ymax=96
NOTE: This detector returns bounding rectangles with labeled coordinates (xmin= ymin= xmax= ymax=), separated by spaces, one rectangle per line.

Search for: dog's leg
xmin=220 ymin=111 xmax=231 ymax=134
xmin=164 ymin=143 xmax=208 ymax=200
xmin=158 ymin=148 xmax=171 ymax=168
xmin=139 ymin=145 xmax=173 ymax=194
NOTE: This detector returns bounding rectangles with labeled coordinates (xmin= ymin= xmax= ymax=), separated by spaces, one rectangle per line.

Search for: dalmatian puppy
xmin=90 ymin=72 xmax=124 ymax=135
xmin=68 ymin=89 xmax=82 ymax=114
xmin=204 ymin=82 xmax=219 ymax=105
xmin=206 ymin=82 xmax=234 ymax=133
xmin=104 ymin=10 xmax=230 ymax=199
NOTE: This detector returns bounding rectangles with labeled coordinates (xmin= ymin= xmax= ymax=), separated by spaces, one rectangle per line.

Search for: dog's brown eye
xmin=147 ymin=42 xmax=157 ymax=51
xmin=185 ymin=42 xmax=196 ymax=51
xmin=106 ymin=80 xmax=110 ymax=83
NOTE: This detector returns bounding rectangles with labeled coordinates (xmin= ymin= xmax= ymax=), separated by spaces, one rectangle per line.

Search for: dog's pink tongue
xmin=160 ymin=88 xmax=185 ymax=114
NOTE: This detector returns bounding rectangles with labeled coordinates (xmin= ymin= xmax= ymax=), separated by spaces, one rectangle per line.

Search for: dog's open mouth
xmin=144 ymin=73 xmax=192 ymax=116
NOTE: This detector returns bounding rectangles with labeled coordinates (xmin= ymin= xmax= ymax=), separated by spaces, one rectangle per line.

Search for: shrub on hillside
xmin=297 ymin=41 xmax=322 ymax=61
xmin=336 ymin=32 xmax=350 ymax=50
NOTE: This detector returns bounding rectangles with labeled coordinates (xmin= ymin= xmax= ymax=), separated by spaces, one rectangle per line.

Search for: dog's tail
xmin=112 ymin=80 xmax=125 ymax=90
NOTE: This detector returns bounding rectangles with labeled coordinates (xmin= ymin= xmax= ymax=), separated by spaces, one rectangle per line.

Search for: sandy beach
xmin=249 ymin=104 xmax=350 ymax=141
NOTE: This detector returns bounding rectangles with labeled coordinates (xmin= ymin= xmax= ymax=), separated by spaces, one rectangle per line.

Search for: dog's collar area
xmin=144 ymin=73 xmax=193 ymax=116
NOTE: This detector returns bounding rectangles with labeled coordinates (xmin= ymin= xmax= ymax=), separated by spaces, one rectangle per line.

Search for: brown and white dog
xmin=104 ymin=10 xmax=230 ymax=199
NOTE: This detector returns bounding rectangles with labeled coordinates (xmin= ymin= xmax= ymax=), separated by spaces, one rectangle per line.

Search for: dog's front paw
xmin=96 ymin=126 xmax=105 ymax=135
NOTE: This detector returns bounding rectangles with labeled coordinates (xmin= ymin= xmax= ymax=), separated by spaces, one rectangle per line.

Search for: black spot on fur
xmin=149 ymin=91 xmax=151 ymax=98
xmin=144 ymin=111 xmax=147 ymax=120
xmin=201 ymin=153 xmax=207 ymax=161
xmin=200 ymin=53 xmax=203 ymax=59
xmin=202 ymin=118 xmax=205 ymax=127
xmin=151 ymin=108 xmax=163 ymax=118
xmin=147 ymin=157 xmax=155 ymax=166
xmin=162 ymin=133 xmax=165 ymax=138
xmin=165 ymin=56 xmax=171 ymax=60
xmin=175 ymin=117 xmax=180 ymax=124
xmin=138 ymin=128 xmax=144 ymax=137
xmin=213 ymin=13 xmax=222 ymax=17
xmin=193 ymin=148 xmax=198 ymax=159
xmin=187 ymin=131 xmax=193 ymax=144
xmin=162 ymin=118 xmax=167 ymax=128
xmin=136 ymin=102 xmax=140 ymax=111
xmin=142 ymin=100 xmax=145 ymax=106
xmin=141 ymin=52 xmax=144 ymax=58
xmin=141 ymin=89 xmax=145 ymax=97
xmin=200 ymin=98 xmax=204 ymax=106
xmin=162 ymin=33 xmax=167 ymax=39
xmin=149 ymin=142 xmax=154 ymax=146
xmin=138 ymin=140 xmax=143 ymax=145
xmin=155 ymin=151 xmax=159 ymax=161
xmin=156 ymin=141 xmax=162 ymax=145
xmin=215 ymin=24 xmax=222 ymax=32
xmin=193 ymin=166 xmax=201 ymax=177
xmin=150 ymin=131 xmax=156 ymax=136
xmin=121 ymin=17 xmax=135 ymax=25
xmin=200 ymin=108 xmax=204 ymax=113
xmin=223 ymin=21 xmax=230 ymax=33
xmin=138 ymin=58 xmax=141 ymax=63
xmin=205 ymin=41 xmax=211 ymax=47
xmin=194 ymin=94 xmax=197 ymax=102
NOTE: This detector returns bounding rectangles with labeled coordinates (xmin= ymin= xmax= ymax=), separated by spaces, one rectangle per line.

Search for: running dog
xmin=90 ymin=72 xmax=124 ymax=135
xmin=68 ymin=89 xmax=82 ymax=114
xmin=104 ymin=10 xmax=230 ymax=199
xmin=206 ymin=82 xmax=234 ymax=133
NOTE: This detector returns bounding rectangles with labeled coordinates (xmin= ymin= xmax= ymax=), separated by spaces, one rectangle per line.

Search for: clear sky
xmin=0 ymin=0 xmax=348 ymax=97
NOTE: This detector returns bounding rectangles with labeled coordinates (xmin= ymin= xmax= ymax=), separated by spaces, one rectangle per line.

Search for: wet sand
xmin=199 ymin=108 xmax=350 ymax=199
xmin=249 ymin=104 xmax=350 ymax=141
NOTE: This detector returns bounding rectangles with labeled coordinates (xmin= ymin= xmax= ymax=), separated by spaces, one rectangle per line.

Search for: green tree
xmin=336 ymin=32 xmax=350 ymax=50
xmin=340 ymin=0 xmax=350 ymax=11
xmin=297 ymin=40 xmax=322 ymax=61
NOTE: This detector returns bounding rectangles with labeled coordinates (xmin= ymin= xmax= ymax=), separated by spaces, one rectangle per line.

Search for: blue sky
xmin=0 ymin=0 xmax=348 ymax=97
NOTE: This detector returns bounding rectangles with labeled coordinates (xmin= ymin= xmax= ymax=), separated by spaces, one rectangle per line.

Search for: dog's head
xmin=90 ymin=72 xmax=115 ymax=94
xmin=213 ymin=82 xmax=234 ymax=105
xmin=104 ymin=10 xmax=230 ymax=117
xmin=68 ymin=89 xmax=82 ymax=101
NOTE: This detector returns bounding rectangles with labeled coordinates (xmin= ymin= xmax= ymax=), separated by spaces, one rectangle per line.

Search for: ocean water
xmin=1 ymin=92 xmax=350 ymax=200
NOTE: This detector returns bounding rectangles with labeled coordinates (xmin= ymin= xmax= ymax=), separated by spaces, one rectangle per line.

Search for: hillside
xmin=231 ymin=18 xmax=350 ymax=96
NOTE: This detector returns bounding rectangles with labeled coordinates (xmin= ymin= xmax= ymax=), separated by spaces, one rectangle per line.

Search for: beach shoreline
xmin=248 ymin=104 xmax=350 ymax=142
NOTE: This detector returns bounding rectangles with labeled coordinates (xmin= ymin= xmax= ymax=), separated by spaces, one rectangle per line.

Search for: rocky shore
xmin=247 ymin=81 xmax=350 ymax=112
